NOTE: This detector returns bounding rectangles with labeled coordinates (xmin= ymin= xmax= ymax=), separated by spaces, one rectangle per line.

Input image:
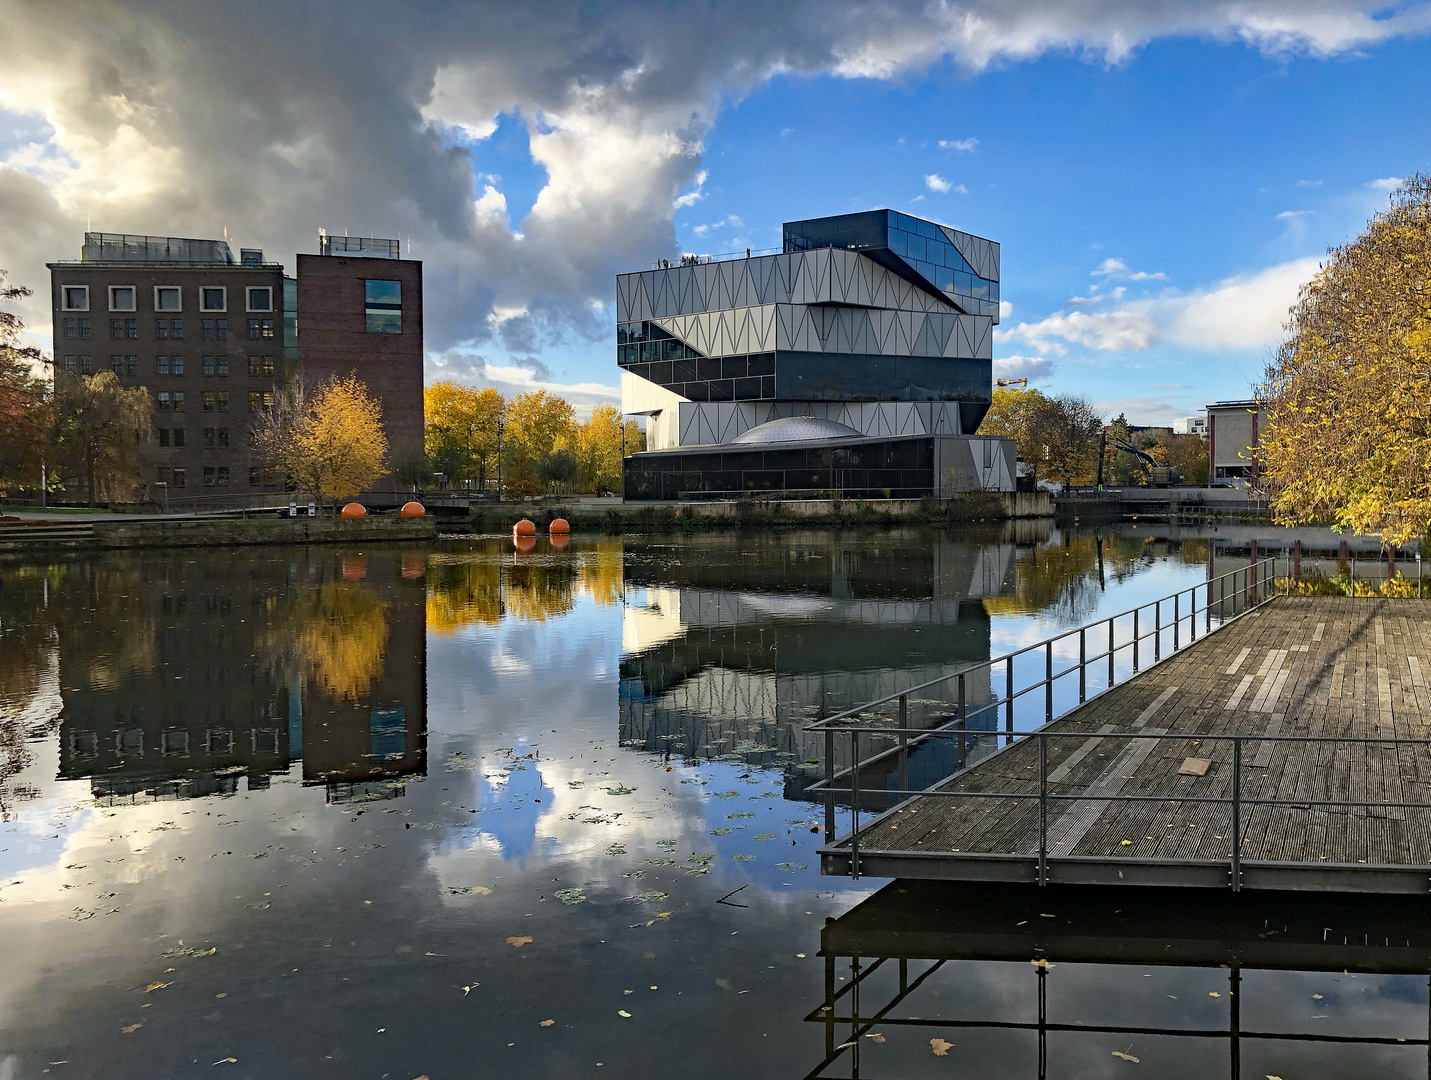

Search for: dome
xmin=732 ymin=416 xmax=862 ymax=445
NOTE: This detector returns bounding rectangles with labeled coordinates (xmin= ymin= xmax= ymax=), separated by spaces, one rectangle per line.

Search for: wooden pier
xmin=820 ymin=597 xmax=1431 ymax=892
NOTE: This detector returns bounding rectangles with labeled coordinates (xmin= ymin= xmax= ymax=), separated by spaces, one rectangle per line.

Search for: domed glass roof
xmin=732 ymin=416 xmax=863 ymax=445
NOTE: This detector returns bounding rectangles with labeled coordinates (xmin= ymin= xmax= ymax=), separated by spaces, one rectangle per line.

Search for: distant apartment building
xmin=47 ymin=231 xmax=423 ymax=500
xmin=1206 ymin=398 xmax=1264 ymax=486
xmin=1181 ymin=414 xmax=1209 ymax=437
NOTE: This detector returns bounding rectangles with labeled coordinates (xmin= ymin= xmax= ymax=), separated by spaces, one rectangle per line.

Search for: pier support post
xmin=1294 ymin=539 xmax=1301 ymax=585
xmin=897 ymin=694 xmax=908 ymax=794
xmin=1038 ymin=736 xmax=1048 ymax=886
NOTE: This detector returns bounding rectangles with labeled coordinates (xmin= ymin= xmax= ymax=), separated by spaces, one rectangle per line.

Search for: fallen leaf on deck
xmin=865 ymin=1032 xmax=886 ymax=1043
xmin=506 ymin=936 xmax=533 ymax=948
xmin=618 ymin=1010 xmax=632 ymax=1018
xmin=1209 ymin=992 xmax=1221 ymax=998
xmin=120 ymin=1024 xmax=142 ymax=1034
xmin=1111 ymin=1050 xmax=1140 ymax=1063
xmin=213 ymin=1057 xmax=237 ymax=1065
xmin=1121 ymin=839 xmax=1133 ymax=846
xmin=930 ymin=1037 xmax=953 ymax=1056
xmin=144 ymin=981 xmax=169 ymax=992
xmin=1031 ymin=959 xmax=1054 ymax=969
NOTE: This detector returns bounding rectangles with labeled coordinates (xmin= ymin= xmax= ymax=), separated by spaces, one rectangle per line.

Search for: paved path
xmin=840 ymin=597 xmax=1431 ymax=880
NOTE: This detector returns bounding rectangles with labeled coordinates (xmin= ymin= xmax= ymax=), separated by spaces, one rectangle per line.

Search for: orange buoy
xmin=400 ymin=501 xmax=426 ymax=518
xmin=513 ymin=518 xmax=537 ymax=536
xmin=548 ymin=517 xmax=570 ymax=534
xmin=513 ymin=534 xmax=537 ymax=553
xmin=341 ymin=502 xmax=367 ymax=518
xmin=549 ymin=532 xmax=570 ymax=550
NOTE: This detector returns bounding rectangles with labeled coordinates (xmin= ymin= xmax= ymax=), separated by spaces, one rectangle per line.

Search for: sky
xmin=1 ymin=1 xmax=1428 ymax=424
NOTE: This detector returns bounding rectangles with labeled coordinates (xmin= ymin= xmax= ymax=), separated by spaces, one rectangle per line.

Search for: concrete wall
xmin=93 ymin=515 xmax=436 ymax=549
xmin=619 ymin=491 xmax=1051 ymax=520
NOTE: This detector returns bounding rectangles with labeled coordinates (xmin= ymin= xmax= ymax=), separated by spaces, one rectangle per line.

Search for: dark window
xmin=200 ymin=287 xmax=225 ymax=311
xmin=173 ymin=427 xmax=184 ymax=447
xmin=202 ymin=356 xmax=214 ymax=376
xmin=217 ymin=357 xmax=228 ymax=377
xmin=203 ymin=427 xmax=215 ymax=448
xmin=158 ymin=356 xmax=170 ymax=375
xmin=216 ymin=319 xmax=227 ymax=340
xmin=155 ymin=286 xmax=182 ymax=312
xmin=161 ymin=730 xmax=189 ymax=756
xmin=157 ymin=392 xmax=171 ymax=410
xmin=217 ymin=427 xmax=229 ymax=447
xmin=110 ymin=319 xmax=123 ymax=340
xmin=78 ymin=318 xmax=90 ymax=338
xmin=216 ymin=392 xmax=229 ymax=412
xmin=203 ymin=392 xmax=215 ymax=411
xmin=217 ymin=466 xmax=229 ymax=485
xmin=246 ymin=319 xmax=259 ymax=340
xmin=61 ymin=355 xmax=76 ymax=373
xmin=172 ymin=391 xmax=184 ymax=412
xmin=247 ymin=287 xmax=273 ymax=312
xmin=204 ymin=466 xmax=217 ymax=486
xmin=109 ymin=285 xmax=137 ymax=312
xmin=80 ymin=355 xmax=93 ymax=374
xmin=171 ymin=355 xmax=183 ymax=376
xmin=249 ymin=466 xmax=261 ymax=485
xmin=62 ymin=285 xmax=89 ymax=311
xmin=155 ymin=319 xmax=168 ymax=340
xmin=207 ymin=730 xmax=234 ymax=754
xmin=111 ymin=356 xmax=124 ymax=374
xmin=202 ymin=319 xmax=214 ymax=340
xmin=158 ymin=428 xmax=170 ymax=447
xmin=125 ymin=318 xmax=137 ymax=339
xmin=365 ymin=279 xmax=402 ymax=333
xmin=170 ymin=319 xmax=183 ymax=340
xmin=172 ymin=468 xmax=186 ymax=488
xmin=248 ymin=356 xmax=275 ymax=377
xmin=62 ymin=318 xmax=76 ymax=339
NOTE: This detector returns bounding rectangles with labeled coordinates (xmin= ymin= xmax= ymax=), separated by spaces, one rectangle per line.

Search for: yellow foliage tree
xmin=256 ymin=376 xmax=389 ymax=512
xmin=502 ymin=389 xmax=575 ymax=498
xmin=424 ymin=381 xmax=505 ymax=490
xmin=573 ymin=404 xmax=633 ymax=494
xmin=1260 ymin=174 xmax=1431 ymax=546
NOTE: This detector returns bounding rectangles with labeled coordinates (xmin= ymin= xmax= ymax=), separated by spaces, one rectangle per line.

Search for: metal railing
xmin=806 ymin=558 xmax=1283 ymax=880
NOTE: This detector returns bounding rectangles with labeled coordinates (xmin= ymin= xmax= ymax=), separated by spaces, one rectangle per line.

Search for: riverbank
xmin=0 ymin=514 xmax=437 ymax=552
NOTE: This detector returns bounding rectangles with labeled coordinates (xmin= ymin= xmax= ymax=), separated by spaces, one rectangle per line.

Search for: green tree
xmin=49 ymin=370 xmax=151 ymax=504
xmin=1260 ymin=174 xmax=1431 ymax=546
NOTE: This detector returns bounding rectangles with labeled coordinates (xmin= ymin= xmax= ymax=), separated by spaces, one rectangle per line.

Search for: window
xmin=204 ymin=466 xmax=230 ymax=487
xmin=118 ymin=728 xmax=144 ymax=757
xmin=253 ymin=728 xmax=279 ymax=754
xmin=203 ymin=392 xmax=215 ymax=411
xmin=207 ymin=730 xmax=234 ymax=754
xmin=110 ymin=318 xmax=123 ymax=340
xmin=201 ymin=319 xmax=214 ymax=340
xmin=154 ymin=286 xmax=182 ymax=312
xmin=217 ymin=357 xmax=228 ymax=377
xmin=158 ymin=428 xmax=170 ymax=447
xmin=125 ymin=319 xmax=137 ymax=339
xmin=203 ymin=427 xmax=215 ymax=448
xmin=80 ymin=355 xmax=93 ymax=374
xmin=110 ymin=355 xmax=125 ymax=375
xmin=216 ymin=391 xmax=229 ymax=412
xmin=249 ymin=390 xmax=274 ymax=410
xmin=365 ymin=279 xmax=402 ymax=333
xmin=173 ymin=427 xmax=185 ymax=447
xmin=78 ymin=317 xmax=91 ymax=339
xmin=161 ymin=730 xmax=189 ymax=757
xmin=170 ymin=319 xmax=183 ymax=340
xmin=109 ymin=285 xmax=136 ymax=312
xmin=158 ymin=356 xmax=170 ymax=375
xmin=171 ymin=355 xmax=183 ymax=376
xmin=61 ymin=355 xmax=77 ymax=374
xmin=202 ymin=356 xmax=214 ymax=376
xmin=200 ymin=286 xmax=226 ymax=312
xmin=217 ymin=427 xmax=229 ymax=447
xmin=62 ymin=285 xmax=89 ymax=311
xmin=218 ymin=466 xmax=230 ymax=485
xmin=248 ymin=356 xmax=275 ymax=377
xmin=246 ymin=286 xmax=273 ymax=312
xmin=70 ymin=730 xmax=99 ymax=761
xmin=155 ymin=319 xmax=169 ymax=340
xmin=157 ymin=391 xmax=171 ymax=410
xmin=249 ymin=466 xmax=262 ymax=485
xmin=172 ymin=468 xmax=186 ymax=488
xmin=246 ymin=317 xmax=275 ymax=340
xmin=63 ymin=318 xmax=76 ymax=339
xmin=172 ymin=391 xmax=184 ymax=411
xmin=216 ymin=319 xmax=227 ymax=340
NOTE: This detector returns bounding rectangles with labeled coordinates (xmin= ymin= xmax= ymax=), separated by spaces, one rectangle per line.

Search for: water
xmin=0 ymin=524 xmax=1425 ymax=1078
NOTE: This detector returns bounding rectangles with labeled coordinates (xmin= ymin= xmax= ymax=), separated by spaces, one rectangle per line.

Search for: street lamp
xmin=495 ymin=416 xmax=505 ymax=502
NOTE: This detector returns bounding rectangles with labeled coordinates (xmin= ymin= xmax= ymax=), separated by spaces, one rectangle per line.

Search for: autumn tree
xmin=978 ymin=387 xmax=1049 ymax=474
xmin=573 ymin=404 xmax=638 ymax=494
xmin=424 ymin=380 xmax=505 ymax=490
xmin=979 ymin=388 xmax=1101 ymax=486
xmin=0 ymin=271 xmax=50 ymax=496
xmin=503 ymin=389 xmax=575 ymax=498
xmin=1259 ymin=174 xmax=1431 ymax=546
xmin=255 ymin=375 xmax=389 ymax=512
xmin=49 ymin=370 xmax=152 ymax=504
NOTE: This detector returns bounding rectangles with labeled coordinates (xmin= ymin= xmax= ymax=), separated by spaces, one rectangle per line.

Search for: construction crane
xmin=1097 ymin=431 xmax=1182 ymax=488
xmin=995 ymin=378 xmax=1028 ymax=388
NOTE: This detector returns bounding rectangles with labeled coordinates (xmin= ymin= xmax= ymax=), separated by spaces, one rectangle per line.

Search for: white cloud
xmin=997 ymin=308 xmax=1158 ymax=355
xmin=1296 ymin=179 xmax=1323 ymax=188
xmin=994 ymin=355 xmax=1054 ymax=381
xmin=938 ymin=137 xmax=979 ymax=152
xmin=1090 ymin=257 xmax=1126 ymax=276
xmin=674 ymin=169 xmax=708 ymax=208
xmin=1275 ymin=209 xmax=1312 ymax=220
xmin=1091 ymin=256 xmax=1166 ymax=281
xmin=998 ymin=300 xmax=1013 ymax=319
xmin=925 ymin=173 xmax=952 ymax=193
xmin=1368 ymin=177 xmax=1404 ymax=191
xmin=1066 ymin=294 xmax=1102 ymax=305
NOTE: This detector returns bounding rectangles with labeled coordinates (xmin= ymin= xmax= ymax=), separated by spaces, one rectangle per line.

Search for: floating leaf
xmin=1209 ymin=991 xmax=1221 ymax=998
xmin=686 ymin=853 xmax=714 ymax=866
xmin=144 ymin=981 xmax=169 ymax=992
xmin=602 ymin=785 xmax=637 ymax=796
xmin=655 ymin=839 xmax=678 ymax=849
xmin=726 ymin=812 xmax=755 ymax=820
xmin=712 ymin=791 xmax=740 ymax=799
xmin=605 ymin=843 xmax=627 ymax=856
xmin=121 ymin=1023 xmax=143 ymax=1034
xmin=732 ymin=854 xmax=755 ymax=862
xmin=646 ymin=858 xmax=678 ymax=867
xmin=1111 ymin=1050 xmax=1140 ymax=1063
xmin=865 ymin=1033 xmax=886 ymax=1044
xmin=629 ymin=891 xmax=668 ymax=903
xmin=540 ymin=1019 xmax=555 ymax=1028
xmin=753 ymin=833 xmax=777 ymax=841
xmin=506 ymin=936 xmax=533 ymax=948
xmin=930 ymin=1037 xmax=953 ymax=1056
xmin=449 ymin=886 xmax=493 ymax=896
xmin=618 ymin=1010 xmax=632 ymax=1018
xmin=623 ymin=870 xmax=647 ymax=879
xmin=776 ymin=862 xmax=808 ymax=871
xmin=554 ymin=888 xmax=586 ymax=905
xmin=710 ymin=828 xmax=732 ymax=836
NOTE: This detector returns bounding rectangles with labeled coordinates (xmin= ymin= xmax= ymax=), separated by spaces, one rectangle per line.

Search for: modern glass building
xmin=619 ymin=210 xmax=1013 ymax=500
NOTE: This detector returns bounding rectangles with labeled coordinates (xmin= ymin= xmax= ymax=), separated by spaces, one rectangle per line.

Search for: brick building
xmin=47 ymin=231 xmax=424 ymax=501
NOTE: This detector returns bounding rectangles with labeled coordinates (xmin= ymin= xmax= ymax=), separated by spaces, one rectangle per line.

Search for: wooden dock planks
xmin=843 ymin=597 xmax=1431 ymax=881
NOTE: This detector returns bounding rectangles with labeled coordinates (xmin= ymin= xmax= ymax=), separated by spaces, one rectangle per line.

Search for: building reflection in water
xmin=49 ymin=549 xmax=428 ymax=806
xmin=809 ymin=881 xmax=1431 ymax=1079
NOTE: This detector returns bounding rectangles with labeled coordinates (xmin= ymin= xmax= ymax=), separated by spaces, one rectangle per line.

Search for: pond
xmin=1 ymin=523 xmax=1425 ymax=1078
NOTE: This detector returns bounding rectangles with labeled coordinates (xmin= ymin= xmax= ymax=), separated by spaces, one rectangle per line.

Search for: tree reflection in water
xmin=425 ymin=538 xmax=624 ymax=632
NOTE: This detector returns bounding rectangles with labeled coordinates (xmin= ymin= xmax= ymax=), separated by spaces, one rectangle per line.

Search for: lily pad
xmin=646 ymin=858 xmax=678 ymax=867
xmin=726 ymin=812 xmax=755 ymax=820
xmin=605 ymin=843 xmax=627 ymax=856
xmin=554 ymin=888 xmax=586 ymax=905
xmin=686 ymin=852 xmax=714 ymax=866
xmin=709 ymin=828 xmax=731 ymax=836
xmin=776 ymin=862 xmax=808 ymax=871
xmin=712 ymin=791 xmax=740 ymax=800
xmin=732 ymin=854 xmax=755 ymax=863
xmin=753 ymin=833 xmax=777 ymax=841
xmin=602 ymin=784 xmax=637 ymax=796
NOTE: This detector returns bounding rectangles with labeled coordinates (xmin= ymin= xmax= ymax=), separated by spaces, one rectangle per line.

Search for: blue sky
xmin=2 ymin=3 xmax=1428 ymax=423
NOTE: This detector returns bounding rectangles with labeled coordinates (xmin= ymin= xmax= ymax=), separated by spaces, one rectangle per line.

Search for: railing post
xmin=1174 ymin=592 xmax=1180 ymax=650
xmin=957 ymin=673 xmax=967 ymax=770
xmin=1038 ymin=735 xmax=1048 ymax=887
xmin=1045 ymin=642 xmax=1053 ymax=725
xmin=1133 ymin=608 xmax=1140 ymax=672
xmin=1231 ymin=736 xmax=1241 ymax=892
xmin=898 ymin=694 xmax=909 ymax=795
xmin=1078 ymin=628 xmax=1086 ymax=703
xmin=1107 ymin=617 xmax=1115 ymax=689
xmin=850 ymin=732 xmax=860 ymax=880
xmin=1189 ymin=589 xmax=1196 ymax=642
xmin=824 ymin=727 xmax=835 ymax=842
xmin=1154 ymin=599 xmax=1161 ymax=662
xmin=1207 ymin=578 xmax=1213 ymax=633
xmin=1005 ymin=657 xmax=1014 ymax=735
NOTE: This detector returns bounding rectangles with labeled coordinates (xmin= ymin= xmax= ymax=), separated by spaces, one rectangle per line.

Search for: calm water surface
xmin=0 ymin=525 xmax=1426 ymax=1078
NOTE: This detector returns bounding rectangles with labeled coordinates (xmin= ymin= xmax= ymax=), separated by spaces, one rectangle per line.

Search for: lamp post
xmin=495 ymin=416 xmax=505 ymax=502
